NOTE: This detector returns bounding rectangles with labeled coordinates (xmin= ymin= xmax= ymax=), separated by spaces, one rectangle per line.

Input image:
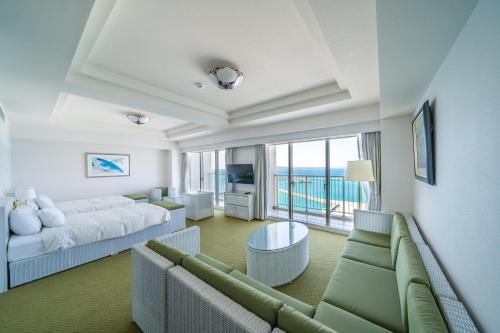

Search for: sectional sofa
xmin=132 ymin=211 xmax=477 ymax=333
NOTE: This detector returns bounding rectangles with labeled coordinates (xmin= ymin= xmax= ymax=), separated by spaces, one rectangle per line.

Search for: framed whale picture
xmin=412 ymin=101 xmax=435 ymax=185
xmin=86 ymin=153 xmax=130 ymax=178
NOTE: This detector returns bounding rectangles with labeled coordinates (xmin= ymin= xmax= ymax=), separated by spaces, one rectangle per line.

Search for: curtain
xmin=254 ymin=144 xmax=267 ymax=220
xmin=225 ymin=148 xmax=234 ymax=193
xmin=181 ymin=153 xmax=190 ymax=194
xmin=358 ymin=132 xmax=381 ymax=211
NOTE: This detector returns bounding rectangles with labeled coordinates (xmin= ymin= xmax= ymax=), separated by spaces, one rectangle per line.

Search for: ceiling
xmin=1 ymin=0 xmax=475 ymax=150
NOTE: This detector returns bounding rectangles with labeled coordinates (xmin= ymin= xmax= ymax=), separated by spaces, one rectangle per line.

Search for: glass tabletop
xmin=247 ymin=222 xmax=309 ymax=251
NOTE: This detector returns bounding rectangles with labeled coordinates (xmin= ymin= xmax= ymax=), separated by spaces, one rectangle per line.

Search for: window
xmin=185 ymin=150 xmax=226 ymax=208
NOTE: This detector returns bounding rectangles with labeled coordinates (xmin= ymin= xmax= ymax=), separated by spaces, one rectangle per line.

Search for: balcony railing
xmin=272 ymin=174 xmax=364 ymax=218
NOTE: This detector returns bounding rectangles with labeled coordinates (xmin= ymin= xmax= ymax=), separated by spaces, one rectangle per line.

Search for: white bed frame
xmin=0 ymin=198 xmax=186 ymax=292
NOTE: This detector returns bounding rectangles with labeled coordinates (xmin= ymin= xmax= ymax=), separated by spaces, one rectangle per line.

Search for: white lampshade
xmin=15 ymin=187 xmax=36 ymax=201
xmin=345 ymin=160 xmax=375 ymax=182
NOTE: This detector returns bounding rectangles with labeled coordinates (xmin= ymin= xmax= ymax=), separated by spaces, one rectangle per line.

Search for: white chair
xmin=181 ymin=191 xmax=214 ymax=221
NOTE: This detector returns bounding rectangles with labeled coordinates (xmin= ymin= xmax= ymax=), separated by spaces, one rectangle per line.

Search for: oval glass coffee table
xmin=246 ymin=222 xmax=309 ymax=287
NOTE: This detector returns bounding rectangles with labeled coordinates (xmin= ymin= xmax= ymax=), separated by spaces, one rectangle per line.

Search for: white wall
xmin=0 ymin=109 xmax=11 ymax=199
xmin=11 ymin=139 xmax=169 ymax=201
xmin=413 ymin=0 xmax=500 ymax=331
xmin=380 ymin=115 xmax=414 ymax=213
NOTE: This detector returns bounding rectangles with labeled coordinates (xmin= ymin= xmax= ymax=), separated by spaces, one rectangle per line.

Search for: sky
xmin=275 ymin=136 xmax=359 ymax=168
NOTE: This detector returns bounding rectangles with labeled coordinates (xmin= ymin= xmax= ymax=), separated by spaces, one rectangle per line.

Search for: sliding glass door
xmin=268 ymin=136 xmax=360 ymax=231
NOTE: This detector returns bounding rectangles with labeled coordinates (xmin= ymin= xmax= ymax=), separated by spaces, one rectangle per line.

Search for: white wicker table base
xmin=246 ymin=236 xmax=309 ymax=287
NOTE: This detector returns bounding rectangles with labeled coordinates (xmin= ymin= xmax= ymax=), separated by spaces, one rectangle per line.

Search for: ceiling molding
xmin=229 ymin=88 xmax=351 ymax=125
xmin=68 ymin=0 xmax=117 ymax=73
xmin=82 ymin=64 xmax=228 ymax=119
xmin=63 ymin=72 xmax=229 ymax=128
xmin=165 ymin=124 xmax=213 ymax=140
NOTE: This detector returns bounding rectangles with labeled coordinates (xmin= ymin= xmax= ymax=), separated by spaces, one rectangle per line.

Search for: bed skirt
xmin=8 ymin=207 xmax=186 ymax=288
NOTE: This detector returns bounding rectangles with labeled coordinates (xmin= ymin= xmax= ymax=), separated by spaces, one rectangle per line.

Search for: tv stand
xmin=224 ymin=191 xmax=254 ymax=221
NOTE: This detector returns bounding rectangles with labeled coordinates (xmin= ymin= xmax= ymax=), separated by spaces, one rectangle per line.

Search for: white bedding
xmin=8 ymin=203 xmax=170 ymax=262
xmin=55 ymin=195 xmax=135 ymax=216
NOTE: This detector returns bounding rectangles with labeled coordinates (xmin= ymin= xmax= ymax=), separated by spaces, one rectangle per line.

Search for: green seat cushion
xmin=314 ymin=301 xmax=392 ymax=333
xmin=342 ymin=240 xmax=393 ymax=270
xmin=348 ymin=229 xmax=391 ymax=248
xmin=321 ymin=258 xmax=405 ymax=333
xmin=182 ymin=256 xmax=282 ymax=326
xmin=146 ymin=240 xmax=188 ymax=265
xmin=396 ymin=237 xmax=430 ymax=328
xmin=390 ymin=213 xmax=411 ymax=267
xmin=229 ymin=269 xmax=315 ymax=318
xmin=124 ymin=193 xmax=148 ymax=200
xmin=408 ymin=283 xmax=449 ymax=333
xmin=152 ymin=199 xmax=185 ymax=211
xmin=195 ymin=253 xmax=233 ymax=273
xmin=277 ymin=305 xmax=338 ymax=333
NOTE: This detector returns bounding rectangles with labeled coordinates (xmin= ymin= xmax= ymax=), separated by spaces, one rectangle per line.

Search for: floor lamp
xmin=345 ymin=160 xmax=375 ymax=210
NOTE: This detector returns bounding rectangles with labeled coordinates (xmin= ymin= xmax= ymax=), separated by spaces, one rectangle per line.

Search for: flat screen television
xmin=227 ymin=164 xmax=254 ymax=184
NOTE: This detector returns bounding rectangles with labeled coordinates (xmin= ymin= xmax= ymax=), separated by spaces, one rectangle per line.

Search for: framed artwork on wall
xmin=86 ymin=153 xmax=130 ymax=178
xmin=412 ymin=100 xmax=435 ymax=185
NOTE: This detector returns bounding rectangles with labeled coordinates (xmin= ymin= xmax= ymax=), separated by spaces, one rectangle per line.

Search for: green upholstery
xmin=395 ymin=237 xmax=430 ymax=329
xmin=408 ymin=283 xmax=449 ymax=333
xmin=124 ymin=193 xmax=148 ymax=200
xmin=341 ymin=240 xmax=393 ymax=269
xmin=347 ymin=229 xmax=391 ymax=248
xmin=390 ymin=213 xmax=411 ymax=267
xmin=146 ymin=240 xmax=188 ymax=265
xmin=277 ymin=305 xmax=338 ymax=333
xmin=182 ymin=256 xmax=282 ymax=326
xmin=314 ymin=301 xmax=392 ymax=333
xmin=152 ymin=199 xmax=185 ymax=211
xmin=229 ymin=269 xmax=315 ymax=318
xmin=321 ymin=258 xmax=405 ymax=333
xmin=195 ymin=253 xmax=233 ymax=273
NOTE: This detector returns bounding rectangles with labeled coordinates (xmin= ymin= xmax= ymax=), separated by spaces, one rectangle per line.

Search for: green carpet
xmin=0 ymin=210 xmax=346 ymax=332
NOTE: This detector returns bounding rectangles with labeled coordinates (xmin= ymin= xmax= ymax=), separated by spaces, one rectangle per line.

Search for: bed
xmin=0 ymin=195 xmax=186 ymax=291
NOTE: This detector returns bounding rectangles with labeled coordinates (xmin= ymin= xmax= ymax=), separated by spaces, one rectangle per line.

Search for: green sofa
xmin=144 ymin=213 xmax=449 ymax=333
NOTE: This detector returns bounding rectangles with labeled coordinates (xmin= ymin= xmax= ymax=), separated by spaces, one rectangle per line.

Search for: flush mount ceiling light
xmin=208 ymin=66 xmax=244 ymax=90
xmin=127 ymin=113 xmax=149 ymax=125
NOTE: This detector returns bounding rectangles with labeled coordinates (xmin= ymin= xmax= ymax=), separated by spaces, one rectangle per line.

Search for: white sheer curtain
xmin=358 ymin=132 xmax=382 ymax=211
xmin=254 ymin=144 xmax=267 ymax=220
xmin=181 ymin=153 xmax=190 ymax=194
xmin=225 ymin=148 xmax=234 ymax=193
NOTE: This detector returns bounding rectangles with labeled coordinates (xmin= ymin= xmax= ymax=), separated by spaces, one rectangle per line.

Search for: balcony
xmin=269 ymin=174 xmax=365 ymax=231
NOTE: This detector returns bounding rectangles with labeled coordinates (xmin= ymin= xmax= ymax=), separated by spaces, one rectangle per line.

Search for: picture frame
xmin=412 ymin=101 xmax=435 ymax=185
xmin=86 ymin=153 xmax=130 ymax=178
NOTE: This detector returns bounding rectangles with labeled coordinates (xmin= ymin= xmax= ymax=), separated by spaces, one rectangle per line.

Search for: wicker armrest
xmin=353 ymin=209 xmax=393 ymax=234
xmin=132 ymin=245 xmax=174 ymax=333
xmin=155 ymin=226 xmax=201 ymax=256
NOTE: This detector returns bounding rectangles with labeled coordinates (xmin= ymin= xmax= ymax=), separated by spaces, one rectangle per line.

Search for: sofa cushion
xmin=314 ymin=301 xmax=392 ymax=333
xmin=277 ymin=305 xmax=337 ymax=333
xmin=396 ymin=237 xmax=430 ymax=329
xmin=321 ymin=258 xmax=405 ymax=333
xmin=390 ymin=213 xmax=411 ymax=267
xmin=146 ymin=240 xmax=188 ymax=265
xmin=182 ymin=255 xmax=282 ymax=326
xmin=408 ymin=283 xmax=449 ymax=333
xmin=195 ymin=253 xmax=233 ymax=273
xmin=347 ymin=229 xmax=391 ymax=248
xmin=152 ymin=199 xmax=185 ymax=211
xmin=229 ymin=269 xmax=315 ymax=318
xmin=341 ymin=240 xmax=393 ymax=270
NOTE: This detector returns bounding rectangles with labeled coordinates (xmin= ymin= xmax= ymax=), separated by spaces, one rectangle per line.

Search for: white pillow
xmin=37 ymin=208 xmax=65 ymax=228
xmin=10 ymin=207 xmax=42 ymax=235
xmin=27 ymin=200 xmax=39 ymax=211
xmin=36 ymin=196 xmax=55 ymax=209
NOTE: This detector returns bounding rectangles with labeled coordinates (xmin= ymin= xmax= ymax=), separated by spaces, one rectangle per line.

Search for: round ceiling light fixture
xmin=127 ymin=113 xmax=150 ymax=125
xmin=208 ymin=66 xmax=244 ymax=90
